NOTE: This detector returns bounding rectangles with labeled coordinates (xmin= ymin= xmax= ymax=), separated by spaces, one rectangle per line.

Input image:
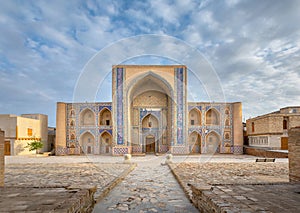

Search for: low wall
xmin=65 ymin=186 xmax=96 ymax=213
xmin=244 ymin=146 xmax=288 ymax=158
xmin=0 ymin=129 xmax=4 ymax=187
xmin=289 ymin=127 xmax=300 ymax=182
xmin=190 ymin=184 xmax=216 ymax=212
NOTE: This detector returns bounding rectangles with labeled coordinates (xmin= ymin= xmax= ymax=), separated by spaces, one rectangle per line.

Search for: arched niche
xmin=206 ymin=131 xmax=221 ymax=154
xmin=99 ymin=131 xmax=112 ymax=154
xmin=189 ymin=108 xmax=202 ymax=126
xmin=99 ymin=108 xmax=112 ymax=126
xmin=142 ymin=114 xmax=159 ymax=128
xmin=206 ymin=108 xmax=220 ymax=125
xmin=80 ymin=108 xmax=95 ymax=126
xmin=80 ymin=132 xmax=95 ymax=154
xmin=189 ymin=131 xmax=201 ymax=153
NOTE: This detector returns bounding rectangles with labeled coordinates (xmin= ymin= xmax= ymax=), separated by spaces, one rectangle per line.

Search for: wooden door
xmin=281 ymin=137 xmax=288 ymax=150
xmin=4 ymin=141 xmax=11 ymax=155
xmin=146 ymin=137 xmax=155 ymax=153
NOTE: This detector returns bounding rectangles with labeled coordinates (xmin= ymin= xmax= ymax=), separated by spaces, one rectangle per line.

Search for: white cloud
xmin=0 ymin=0 xmax=299 ymax=125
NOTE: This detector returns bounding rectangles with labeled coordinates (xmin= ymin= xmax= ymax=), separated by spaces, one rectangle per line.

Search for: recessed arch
xmin=189 ymin=108 xmax=202 ymax=126
xmin=70 ymin=133 xmax=75 ymax=140
xmin=225 ymin=118 xmax=230 ymax=126
xmin=206 ymin=131 xmax=221 ymax=154
xmin=206 ymin=108 xmax=220 ymax=125
xmin=126 ymin=71 xmax=174 ymax=100
xmin=80 ymin=108 xmax=95 ymax=126
xmin=189 ymin=131 xmax=201 ymax=153
xmin=224 ymin=132 xmax=230 ymax=140
xmin=99 ymin=107 xmax=112 ymax=126
xmin=70 ymin=109 xmax=75 ymax=116
xmin=142 ymin=114 xmax=159 ymax=128
xmin=99 ymin=131 xmax=112 ymax=154
xmin=80 ymin=131 xmax=95 ymax=154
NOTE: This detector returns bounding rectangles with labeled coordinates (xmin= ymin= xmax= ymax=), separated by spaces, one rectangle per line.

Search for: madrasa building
xmin=55 ymin=65 xmax=243 ymax=156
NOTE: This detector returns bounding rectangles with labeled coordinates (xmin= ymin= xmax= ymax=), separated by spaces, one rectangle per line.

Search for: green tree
xmin=25 ymin=140 xmax=43 ymax=154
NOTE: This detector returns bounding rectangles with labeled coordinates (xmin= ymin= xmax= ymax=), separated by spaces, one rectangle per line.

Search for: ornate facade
xmin=56 ymin=65 xmax=243 ymax=155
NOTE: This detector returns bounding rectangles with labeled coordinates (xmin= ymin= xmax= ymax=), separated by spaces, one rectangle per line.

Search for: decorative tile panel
xmin=116 ymin=67 xmax=124 ymax=145
xmin=176 ymin=67 xmax=184 ymax=145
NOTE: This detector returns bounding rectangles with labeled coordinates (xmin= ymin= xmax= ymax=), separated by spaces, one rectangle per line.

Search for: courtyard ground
xmin=1 ymin=154 xmax=299 ymax=212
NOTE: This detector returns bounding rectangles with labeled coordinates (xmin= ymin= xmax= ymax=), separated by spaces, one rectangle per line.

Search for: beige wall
xmin=55 ymin=102 xmax=67 ymax=155
xmin=0 ymin=115 xmax=17 ymax=137
xmin=232 ymin=102 xmax=243 ymax=150
xmin=22 ymin=114 xmax=48 ymax=152
xmin=247 ymin=115 xmax=283 ymax=135
xmin=0 ymin=114 xmax=47 ymax=155
xmin=289 ymin=115 xmax=300 ymax=128
xmin=246 ymin=107 xmax=300 ymax=149
xmin=0 ymin=129 xmax=4 ymax=187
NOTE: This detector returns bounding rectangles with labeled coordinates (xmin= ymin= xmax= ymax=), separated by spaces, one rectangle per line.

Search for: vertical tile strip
xmin=116 ymin=67 xmax=124 ymax=145
xmin=177 ymin=67 xmax=184 ymax=145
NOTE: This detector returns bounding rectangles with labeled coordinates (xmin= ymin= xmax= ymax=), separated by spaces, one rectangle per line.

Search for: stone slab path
xmin=93 ymin=157 xmax=198 ymax=213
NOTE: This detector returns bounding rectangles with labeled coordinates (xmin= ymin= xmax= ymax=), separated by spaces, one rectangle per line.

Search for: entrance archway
xmin=142 ymin=114 xmax=159 ymax=153
xmin=127 ymin=72 xmax=173 ymax=153
xmin=189 ymin=131 xmax=201 ymax=154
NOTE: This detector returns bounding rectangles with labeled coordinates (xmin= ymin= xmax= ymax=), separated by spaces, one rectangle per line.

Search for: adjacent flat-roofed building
xmin=56 ymin=65 xmax=243 ymax=155
xmin=246 ymin=106 xmax=300 ymax=150
xmin=0 ymin=114 xmax=48 ymax=155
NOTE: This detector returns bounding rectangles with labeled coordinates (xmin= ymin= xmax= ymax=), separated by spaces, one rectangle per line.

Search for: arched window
xmin=252 ymin=122 xmax=255 ymax=132
xmin=70 ymin=120 xmax=74 ymax=126
xmin=70 ymin=110 xmax=75 ymax=116
xmin=206 ymin=109 xmax=220 ymax=125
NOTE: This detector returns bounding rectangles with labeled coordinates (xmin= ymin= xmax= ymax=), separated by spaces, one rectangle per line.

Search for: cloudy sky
xmin=1 ymin=0 xmax=300 ymax=126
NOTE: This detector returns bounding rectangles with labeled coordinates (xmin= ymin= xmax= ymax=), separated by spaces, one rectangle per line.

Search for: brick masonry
xmin=0 ymin=129 xmax=4 ymax=187
xmin=288 ymin=127 xmax=300 ymax=182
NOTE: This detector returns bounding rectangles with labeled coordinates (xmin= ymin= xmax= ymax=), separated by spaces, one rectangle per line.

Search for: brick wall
xmin=288 ymin=127 xmax=300 ymax=182
xmin=0 ymin=129 xmax=4 ymax=187
xmin=244 ymin=146 xmax=288 ymax=158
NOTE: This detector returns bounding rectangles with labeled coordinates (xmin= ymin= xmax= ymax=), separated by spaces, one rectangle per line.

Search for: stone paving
xmin=169 ymin=162 xmax=300 ymax=213
xmin=5 ymin=162 xmax=133 ymax=199
xmin=93 ymin=156 xmax=198 ymax=213
xmin=0 ymin=186 xmax=96 ymax=212
xmin=1 ymin=155 xmax=296 ymax=212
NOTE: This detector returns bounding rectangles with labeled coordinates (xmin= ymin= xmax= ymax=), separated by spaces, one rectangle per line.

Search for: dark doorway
xmin=146 ymin=136 xmax=155 ymax=153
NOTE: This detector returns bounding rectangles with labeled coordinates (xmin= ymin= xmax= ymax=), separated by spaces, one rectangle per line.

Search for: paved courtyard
xmin=2 ymin=154 xmax=298 ymax=212
xmin=169 ymin=161 xmax=300 ymax=213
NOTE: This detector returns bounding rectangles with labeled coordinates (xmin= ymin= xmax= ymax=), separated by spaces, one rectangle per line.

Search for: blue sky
xmin=1 ymin=0 xmax=300 ymax=126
